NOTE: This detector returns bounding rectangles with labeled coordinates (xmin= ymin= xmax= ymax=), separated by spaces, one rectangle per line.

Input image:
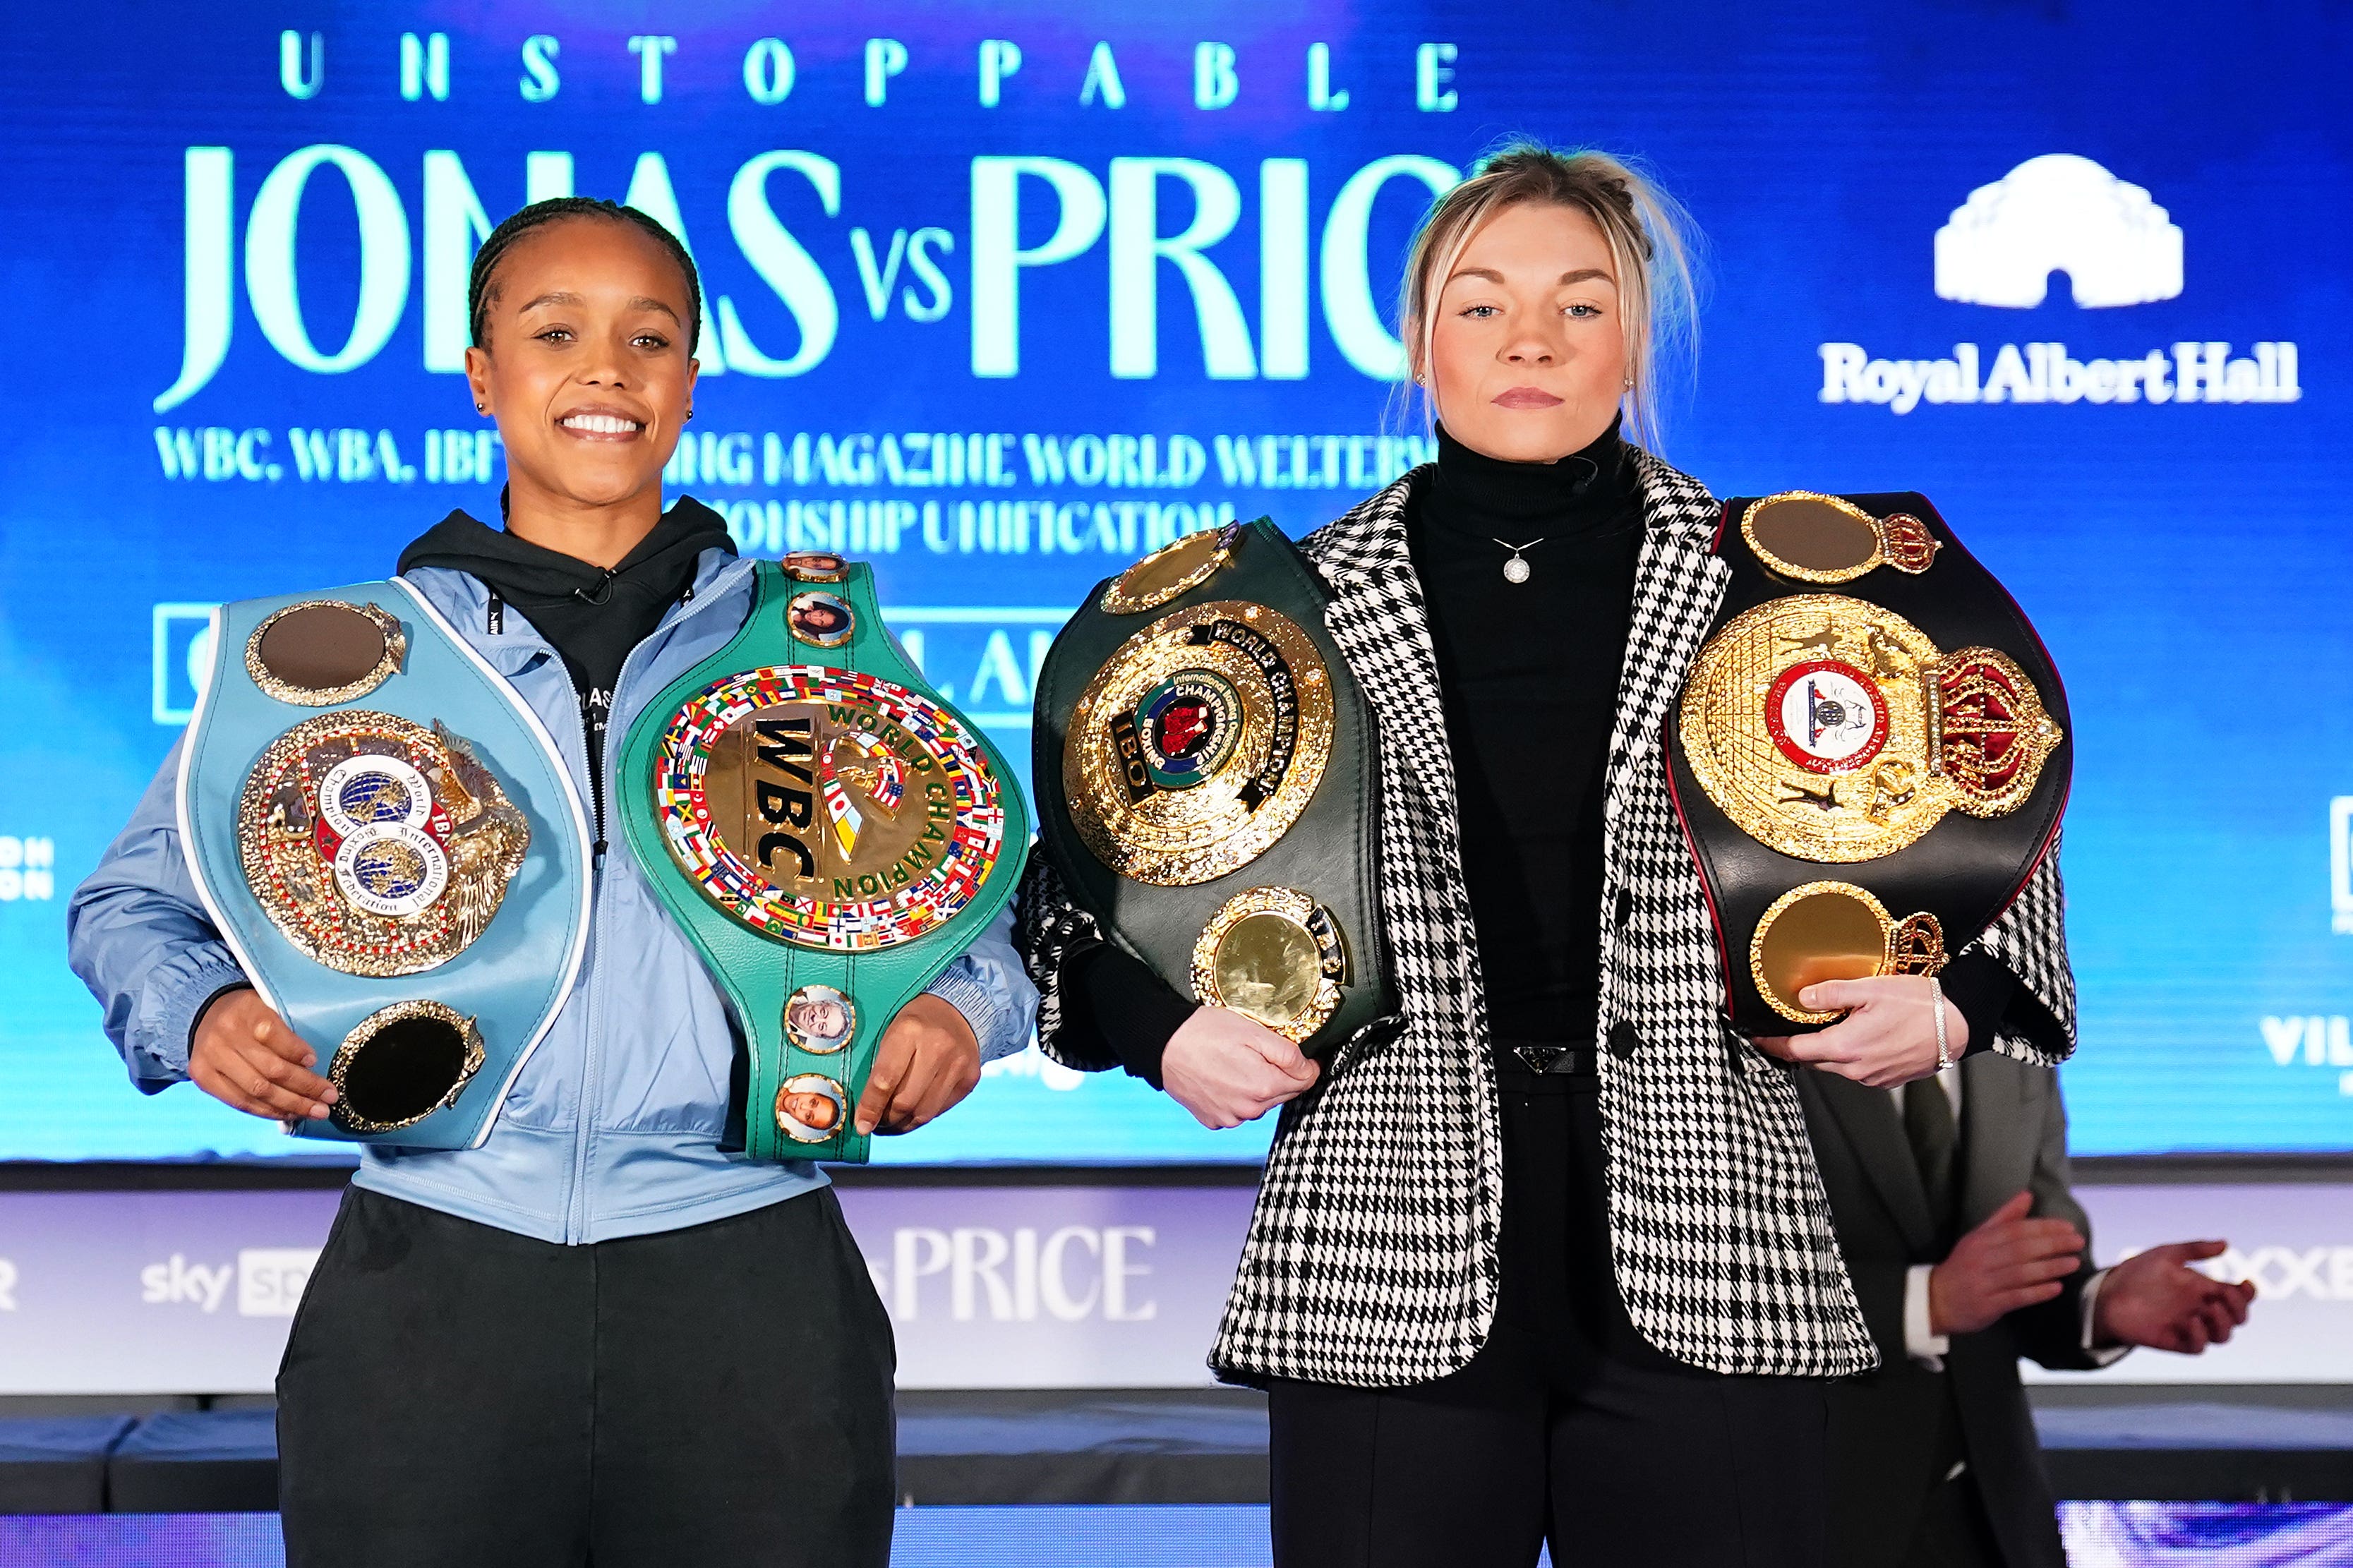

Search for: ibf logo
xmin=153 ymin=602 xmax=222 ymax=725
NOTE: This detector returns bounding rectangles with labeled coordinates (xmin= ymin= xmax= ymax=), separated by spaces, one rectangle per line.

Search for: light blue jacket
xmin=68 ymin=548 xmax=1037 ymax=1244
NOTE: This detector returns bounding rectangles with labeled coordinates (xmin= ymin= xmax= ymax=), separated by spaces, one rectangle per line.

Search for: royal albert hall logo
xmin=1818 ymin=154 xmax=2301 ymax=413
xmin=1934 ymin=154 xmax=2182 ymax=309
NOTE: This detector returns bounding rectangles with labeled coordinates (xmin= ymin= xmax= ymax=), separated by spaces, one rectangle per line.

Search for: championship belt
xmin=1034 ymin=521 xmax=1394 ymax=1059
xmin=178 ymin=584 xmax=592 ymax=1147
xmin=617 ymin=553 xmax=1028 ymax=1165
xmin=1667 ymin=492 xmax=2070 ymax=1033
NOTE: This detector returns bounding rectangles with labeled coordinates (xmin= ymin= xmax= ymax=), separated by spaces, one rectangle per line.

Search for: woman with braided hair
xmin=70 ymin=198 xmax=1035 ymax=1566
xmin=1016 ymin=143 xmax=2076 ymax=1564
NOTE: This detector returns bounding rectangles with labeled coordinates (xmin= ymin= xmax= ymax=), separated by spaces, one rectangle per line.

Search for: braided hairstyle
xmin=467 ymin=198 xmax=703 ymax=354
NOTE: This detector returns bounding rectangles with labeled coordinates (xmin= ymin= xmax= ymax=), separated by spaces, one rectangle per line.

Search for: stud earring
xmin=686 ymin=409 xmax=696 ymax=421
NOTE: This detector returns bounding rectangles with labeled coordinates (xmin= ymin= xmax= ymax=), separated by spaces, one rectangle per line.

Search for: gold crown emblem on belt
xmin=1679 ymin=594 xmax=2062 ymax=864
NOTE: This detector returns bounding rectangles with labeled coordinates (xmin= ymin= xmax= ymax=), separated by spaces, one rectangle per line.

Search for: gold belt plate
xmin=650 ymin=667 xmax=1010 ymax=950
xmin=237 ymin=711 xmax=530 ymax=977
xmin=1065 ymin=601 xmax=1335 ymax=887
xmin=1189 ymin=886 xmax=1348 ymax=1042
xmin=1750 ymin=882 xmax=1948 ymax=1023
xmin=1678 ymin=595 xmax=2062 ymax=864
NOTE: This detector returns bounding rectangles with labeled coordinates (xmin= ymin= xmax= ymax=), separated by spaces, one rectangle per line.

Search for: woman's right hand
xmin=1162 ymin=1006 xmax=1320 ymax=1129
xmin=191 ymin=987 xmax=339 ymax=1122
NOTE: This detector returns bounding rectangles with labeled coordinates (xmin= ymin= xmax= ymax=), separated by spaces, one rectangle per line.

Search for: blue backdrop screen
xmin=1 ymin=1 xmax=2346 ymax=1161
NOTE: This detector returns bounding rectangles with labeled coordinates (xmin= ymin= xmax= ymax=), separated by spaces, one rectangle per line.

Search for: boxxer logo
xmin=1934 ymin=154 xmax=2183 ymax=309
xmin=1819 ymin=155 xmax=2301 ymax=414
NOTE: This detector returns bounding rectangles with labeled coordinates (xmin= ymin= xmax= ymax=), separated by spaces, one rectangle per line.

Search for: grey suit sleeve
xmin=1962 ymin=836 xmax=2076 ymax=1065
xmin=2009 ymin=1065 xmax=2102 ymax=1370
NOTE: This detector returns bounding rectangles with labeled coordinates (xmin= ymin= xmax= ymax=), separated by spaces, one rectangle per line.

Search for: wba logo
xmin=1819 ymin=155 xmax=2300 ymax=414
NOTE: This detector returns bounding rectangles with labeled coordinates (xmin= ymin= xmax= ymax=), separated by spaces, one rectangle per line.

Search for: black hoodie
xmin=397 ymin=494 xmax=736 ymax=849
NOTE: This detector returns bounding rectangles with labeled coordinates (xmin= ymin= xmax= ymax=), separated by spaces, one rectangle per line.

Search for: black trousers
xmin=1268 ymin=1075 xmax=1828 ymax=1568
xmin=1902 ymin=1469 xmax=2006 ymax=1568
xmin=278 ymin=1185 xmax=896 ymax=1568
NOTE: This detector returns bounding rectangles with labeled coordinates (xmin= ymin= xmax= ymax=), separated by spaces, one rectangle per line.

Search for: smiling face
xmin=463 ymin=216 xmax=698 ymax=522
xmin=1416 ymin=202 xmax=1628 ymax=464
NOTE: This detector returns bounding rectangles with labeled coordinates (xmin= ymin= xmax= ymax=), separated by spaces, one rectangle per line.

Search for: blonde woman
xmin=1018 ymin=144 xmax=2073 ymax=1565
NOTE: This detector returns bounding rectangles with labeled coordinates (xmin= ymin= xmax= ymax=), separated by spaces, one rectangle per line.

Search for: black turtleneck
xmin=1409 ymin=420 xmax=1645 ymax=1049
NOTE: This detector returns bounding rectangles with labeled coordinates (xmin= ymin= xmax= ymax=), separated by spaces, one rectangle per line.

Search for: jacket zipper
xmin=560 ymin=560 xmax=749 ymax=1243
xmin=581 ymin=687 xmax=613 ymax=855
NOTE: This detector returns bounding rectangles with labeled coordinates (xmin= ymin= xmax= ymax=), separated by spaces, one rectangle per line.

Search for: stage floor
xmin=4 ymin=1503 xmax=2353 ymax=1567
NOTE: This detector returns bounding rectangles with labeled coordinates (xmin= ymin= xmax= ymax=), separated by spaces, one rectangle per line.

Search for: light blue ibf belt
xmin=177 ymin=581 xmax=591 ymax=1149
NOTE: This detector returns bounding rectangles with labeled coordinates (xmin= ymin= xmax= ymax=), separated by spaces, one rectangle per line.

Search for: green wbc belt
xmin=618 ymin=553 xmax=1028 ymax=1164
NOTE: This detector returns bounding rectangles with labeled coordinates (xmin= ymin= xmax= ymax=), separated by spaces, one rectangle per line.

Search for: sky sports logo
xmin=138 ymin=1248 xmax=320 ymax=1315
xmin=1820 ymin=155 xmax=2301 ymax=414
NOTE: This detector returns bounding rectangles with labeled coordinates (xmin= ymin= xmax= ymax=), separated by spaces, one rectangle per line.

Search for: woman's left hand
xmin=1753 ymin=975 xmax=1964 ymax=1088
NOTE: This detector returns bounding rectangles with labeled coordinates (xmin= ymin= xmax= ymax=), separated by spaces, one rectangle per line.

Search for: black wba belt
xmin=1034 ymin=521 xmax=1395 ymax=1059
xmin=1666 ymin=492 xmax=2071 ymax=1035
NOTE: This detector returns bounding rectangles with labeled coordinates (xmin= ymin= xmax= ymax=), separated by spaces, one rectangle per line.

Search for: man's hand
xmin=190 ymin=988 xmax=337 ymax=1122
xmin=1929 ymin=1190 xmax=2086 ymax=1337
xmin=855 ymin=994 xmax=981 ymax=1136
xmin=2092 ymin=1241 xmax=2257 ymax=1353
xmin=1162 ymin=1007 xmax=1319 ymax=1130
xmin=1755 ymin=975 xmax=1961 ymax=1088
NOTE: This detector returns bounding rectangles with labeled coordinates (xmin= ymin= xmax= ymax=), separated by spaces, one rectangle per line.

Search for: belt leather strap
xmin=1033 ymin=520 xmax=1396 ymax=1060
xmin=1667 ymin=491 xmax=2070 ymax=1035
xmin=179 ymin=579 xmax=592 ymax=1150
xmin=618 ymin=557 xmax=1028 ymax=1164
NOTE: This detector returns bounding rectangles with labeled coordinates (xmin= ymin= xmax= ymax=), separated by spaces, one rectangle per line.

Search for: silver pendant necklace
xmin=1493 ymin=537 xmax=1546 ymax=584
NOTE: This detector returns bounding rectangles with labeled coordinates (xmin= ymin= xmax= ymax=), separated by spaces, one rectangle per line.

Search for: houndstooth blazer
xmin=1017 ymin=450 xmax=2077 ymax=1386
